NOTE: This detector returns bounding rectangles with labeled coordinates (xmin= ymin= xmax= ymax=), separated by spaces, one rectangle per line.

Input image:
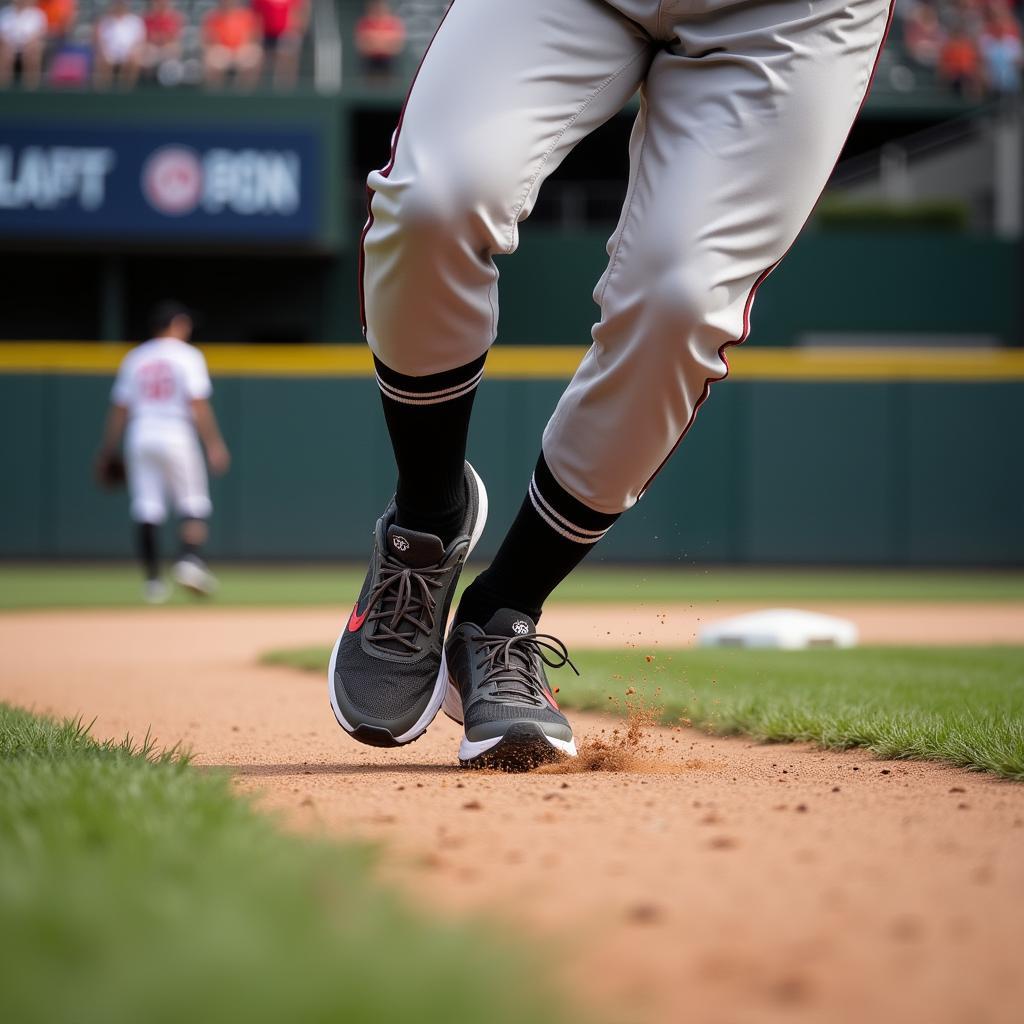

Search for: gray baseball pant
xmin=361 ymin=0 xmax=893 ymax=515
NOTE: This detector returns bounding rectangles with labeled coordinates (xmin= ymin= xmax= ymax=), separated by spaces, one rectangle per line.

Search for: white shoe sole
xmin=328 ymin=463 xmax=488 ymax=747
xmin=458 ymin=731 xmax=577 ymax=762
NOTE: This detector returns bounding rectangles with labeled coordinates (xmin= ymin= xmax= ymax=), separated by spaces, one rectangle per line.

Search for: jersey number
xmin=138 ymin=361 xmax=176 ymax=400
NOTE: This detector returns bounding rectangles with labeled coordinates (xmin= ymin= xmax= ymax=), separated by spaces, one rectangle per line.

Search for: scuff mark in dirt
xmin=538 ymin=693 xmax=709 ymax=775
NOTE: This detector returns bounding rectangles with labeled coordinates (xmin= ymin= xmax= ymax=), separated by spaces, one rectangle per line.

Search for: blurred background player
xmin=95 ymin=301 xmax=230 ymax=603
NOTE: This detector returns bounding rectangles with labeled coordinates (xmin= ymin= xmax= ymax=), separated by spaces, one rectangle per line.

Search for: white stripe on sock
xmin=376 ymin=366 xmax=484 ymax=405
xmin=529 ymin=477 xmax=609 ymax=539
xmin=528 ymin=478 xmax=608 ymax=545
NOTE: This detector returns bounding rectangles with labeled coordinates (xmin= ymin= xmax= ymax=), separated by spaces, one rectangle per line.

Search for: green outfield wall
xmin=494 ymin=231 xmax=1022 ymax=347
xmin=2 ymin=346 xmax=1022 ymax=564
xmin=1 ymin=230 xmax=1019 ymax=347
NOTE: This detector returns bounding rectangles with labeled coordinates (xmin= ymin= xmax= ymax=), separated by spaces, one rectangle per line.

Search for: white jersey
xmin=113 ymin=338 xmax=213 ymax=524
xmin=112 ymin=337 xmax=212 ymax=429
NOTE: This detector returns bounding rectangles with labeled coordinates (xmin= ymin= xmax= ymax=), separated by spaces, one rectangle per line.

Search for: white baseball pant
xmin=361 ymin=0 xmax=893 ymax=514
xmin=126 ymin=423 xmax=212 ymax=524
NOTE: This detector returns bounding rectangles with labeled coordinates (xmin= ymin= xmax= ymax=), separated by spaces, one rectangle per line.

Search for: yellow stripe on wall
xmin=0 ymin=342 xmax=1023 ymax=381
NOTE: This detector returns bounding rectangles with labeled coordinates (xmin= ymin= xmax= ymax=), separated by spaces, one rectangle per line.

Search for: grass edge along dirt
xmin=3 ymin=563 xmax=1024 ymax=609
xmin=0 ymin=703 xmax=566 ymax=1024
xmin=266 ymin=644 xmax=1024 ymax=782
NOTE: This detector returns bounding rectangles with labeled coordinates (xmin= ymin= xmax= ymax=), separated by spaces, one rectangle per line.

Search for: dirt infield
xmin=2 ymin=606 xmax=1023 ymax=1024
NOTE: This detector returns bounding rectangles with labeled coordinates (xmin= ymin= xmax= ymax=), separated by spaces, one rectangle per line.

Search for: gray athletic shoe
xmin=443 ymin=608 xmax=578 ymax=770
xmin=328 ymin=462 xmax=487 ymax=748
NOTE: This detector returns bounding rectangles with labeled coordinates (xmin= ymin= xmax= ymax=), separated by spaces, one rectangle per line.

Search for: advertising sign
xmin=0 ymin=121 xmax=323 ymax=244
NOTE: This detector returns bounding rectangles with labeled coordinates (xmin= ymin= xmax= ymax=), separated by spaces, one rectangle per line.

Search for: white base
xmin=698 ymin=608 xmax=859 ymax=650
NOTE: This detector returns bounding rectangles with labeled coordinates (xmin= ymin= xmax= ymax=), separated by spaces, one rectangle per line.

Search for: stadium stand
xmin=0 ymin=0 xmax=1018 ymax=97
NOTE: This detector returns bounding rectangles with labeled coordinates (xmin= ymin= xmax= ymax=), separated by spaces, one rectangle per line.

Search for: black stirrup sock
xmin=375 ymin=352 xmax=486 ymax=546
xmin=457 ymin=453 xmax=619 ymax=625
xmin=136 ymin=522 xmax=160 ymax=581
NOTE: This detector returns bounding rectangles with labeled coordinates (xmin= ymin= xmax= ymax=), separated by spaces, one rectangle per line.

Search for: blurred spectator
xmin=94 ymin=0 xmax=145 ymax=88
xmin=0 ymin=0 xmax=47 ymax=88
xmin=980 ymin=3 xmax=1022 ymax=93
xmin=355 ymin=0 xmax=404 ymax=80
xmin=938 ymin=18 xmax=984 ymax=96
xmin=142 ymin=0 xmax=183 ymax=85
xmin=905 ymin=1 xmax=944 ymax=68
xmin=37 ymin=0 xmax=74 ymax=39
xmin=41 ymin=0 xmax=88 ymax=88
xmin=252 ymin=0 xmax=305 ymax=88
xmin=203 ymin=0 xmax=262 ymax=89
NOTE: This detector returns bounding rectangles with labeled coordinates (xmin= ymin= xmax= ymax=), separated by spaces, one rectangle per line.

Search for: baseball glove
xmin=95 ymin=450 xmax=127 ymax=490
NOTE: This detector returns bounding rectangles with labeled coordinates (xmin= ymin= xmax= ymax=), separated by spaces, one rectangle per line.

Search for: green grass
xmin=267 ymin=645 xmax=1024 ymax=781
xmin=3 ymin=562 xmax=1023 ymax=609
xmin=0 ymin=703 xmax=564 ymax=1024
xmin=571 ymin=646 xmax=1024 ymax=780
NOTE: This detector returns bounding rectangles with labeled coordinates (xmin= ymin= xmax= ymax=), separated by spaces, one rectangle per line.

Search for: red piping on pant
xmin=637 ymin=0 xmax=897 ymax=500
xmin=357 ymin=5 xmax=455 ymax=336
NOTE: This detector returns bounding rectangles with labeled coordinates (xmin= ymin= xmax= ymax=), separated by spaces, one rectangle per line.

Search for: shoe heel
xmin=465 ymin=462 xmax=488 ymax=558
xmin=440 ymin=656 xmax=464 ymax=724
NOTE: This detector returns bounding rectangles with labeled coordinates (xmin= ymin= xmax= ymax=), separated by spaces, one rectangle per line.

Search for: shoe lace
xmin=474 ymin=633 xmax=579 ymax=706
xmin=364 ymin=552 xmax=448 ymax=653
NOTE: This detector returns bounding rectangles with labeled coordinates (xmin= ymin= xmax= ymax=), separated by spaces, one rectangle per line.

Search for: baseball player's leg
xmin=135 ymin=523 xmax=164 ymax=600
xmin=332 ymin=0 xmax=652 ymax=751
xmin=127 ymin=440 xmax=169 ymax=531
xmin=126 ymin=438 xmax=169 ymax=602
xmin=362 ymin=0 xmax=649 ymax=544
xmin=166 ymin=432 xmax=217 ymax=595
xmin=460 ymin=0 xmax=892 ymax=630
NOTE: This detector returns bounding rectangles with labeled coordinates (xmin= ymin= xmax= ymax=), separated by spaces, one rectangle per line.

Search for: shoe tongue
xmin=386 ymin=524 xmax=444 ymax=569
xmin=483 ymin=608 xmax=537 ymax=638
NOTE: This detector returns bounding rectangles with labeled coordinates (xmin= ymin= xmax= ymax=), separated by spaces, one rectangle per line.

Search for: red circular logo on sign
xmin=142 ymin=146 xmax=202 ymax=216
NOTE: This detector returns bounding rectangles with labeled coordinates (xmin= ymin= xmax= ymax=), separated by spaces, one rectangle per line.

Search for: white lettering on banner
xmin=0 ymin=146 xmax=116 ymax=210
xmin=201 ymin=149 xmax=300 ymax=216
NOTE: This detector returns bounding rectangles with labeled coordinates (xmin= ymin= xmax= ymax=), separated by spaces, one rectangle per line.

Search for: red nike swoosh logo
xmin=347 ymin=602 xmax=368 ymax=632
xmin=543 ymin=689 xmax=560 ymax=711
